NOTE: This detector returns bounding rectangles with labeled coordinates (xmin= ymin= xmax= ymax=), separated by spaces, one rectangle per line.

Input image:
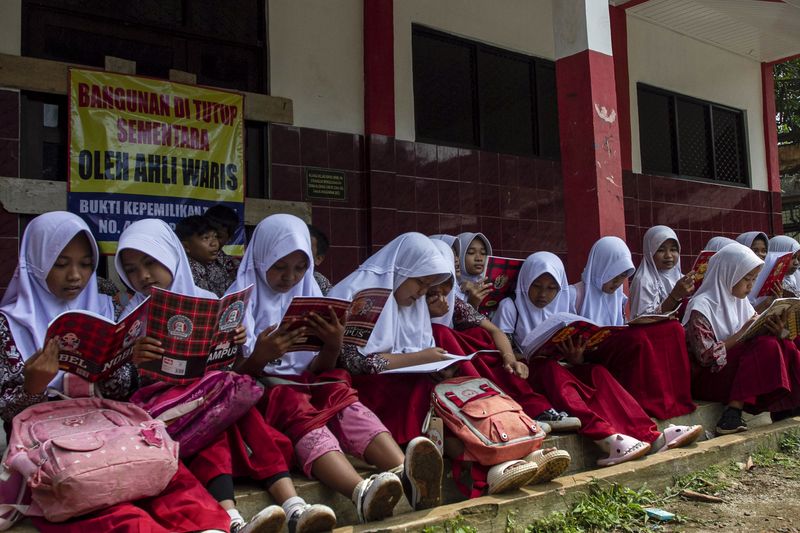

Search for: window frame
xmin=637 ymin=83 xmax=751 ymax=188
xmin=411 ymin=24 xmax=559 ymax=160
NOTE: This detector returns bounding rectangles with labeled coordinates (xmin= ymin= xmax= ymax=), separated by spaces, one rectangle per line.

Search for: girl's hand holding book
xmin=24 ymin=337 xmax=60 ymax=394
xmin=307 ymin=307 xmax=344 ymax=350
xmin=763 ymin=310 xmax=790 ymax=338
xmin=131 ymin=336 xmax=165 ymax=366
xmin=557 ymin=336 xmax=588 ymax=366
xmin=462 ymin=279 xmax=492 ymax=309
xmin=232 ymin=325 xmax=247 ymax=345
xmin=671 ymin=273 xmax=695 ymax=301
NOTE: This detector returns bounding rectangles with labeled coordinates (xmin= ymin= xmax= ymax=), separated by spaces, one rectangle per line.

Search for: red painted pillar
xmin=609 ymin=5 xmax=631 ymax=172
xmin=363 ymin=0 xmax=395 ymax=137
xmin=554 ymin=0 xmax=626 ymax=280
xmin=762 ymin=62 xmax=783 ymax=234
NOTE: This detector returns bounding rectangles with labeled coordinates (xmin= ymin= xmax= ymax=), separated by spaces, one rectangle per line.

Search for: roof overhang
xmin=609 ymin=0 xmax=800 ymax=63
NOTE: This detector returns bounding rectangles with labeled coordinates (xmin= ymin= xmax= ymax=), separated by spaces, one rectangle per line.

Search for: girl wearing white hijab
xmin=116 ymin=218 xmax=334 ymax=533
xmin=0 ymin=212 xmax=230 ymax=533
xmin=705 ymin=236 xmax=736 ymax=252
xmin=748 ymin=236 xmax=798 ymax=311
xmin=629 ymin=226 xmax=695 ymax=318
xmin=683 ymin=242 xmax=800 ymax=435
xmin=455 ymin=231 xmax=494 ymax=309
xmin=231 ymin=218 xmax=442 ymax=524
xmin=429 ymin=234 xmax=467 ymax=302
xmin=573 ymin=236 xmax=697 ymax=420
xmin=768 ymin=235 xmax=800 ymax=297
xmin=736 ymin=231 xmax=769 ymax=260
xmin=493 ymin=252 xmax=701 ymax=466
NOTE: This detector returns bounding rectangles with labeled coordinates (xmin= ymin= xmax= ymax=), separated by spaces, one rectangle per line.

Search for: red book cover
xmin=138 ymin=284 xmax=253 ymax=384
xmin=478 ymin=256 xmax=524 ymax=314
xmin=689 ymin=250 xmax=716 ymax=292
xmin=46 ymin=298 xmax=149 ymax=383
xmin=757 ymin=252 xmax=794 ymax=298
xmin=343 ymin=288 xmax=392 ymax=347
xmin=536 ymin=321 xmax=624 ymax=356
xmin=279 ymin=296 xmax=351 ymax=351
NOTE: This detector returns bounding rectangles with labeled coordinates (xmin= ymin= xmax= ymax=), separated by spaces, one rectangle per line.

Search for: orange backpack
xmin=431 ymin=377 xmax=545 ymax=466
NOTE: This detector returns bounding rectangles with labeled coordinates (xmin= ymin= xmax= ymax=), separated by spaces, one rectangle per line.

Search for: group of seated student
xmin=2 ymin=209 xmax=800 ymax=533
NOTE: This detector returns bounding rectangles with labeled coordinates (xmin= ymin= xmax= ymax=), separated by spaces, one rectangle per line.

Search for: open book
xmin=279 ymin=288 xmax=392 ymax=351
xmin=739 ymin=297 xmax=800 ymax=343
xmin=137 ymin=285 xmax=253 ymax=384
xmin=477 ymin=256 xmax=524 ymax=314
xmin=521 ymin=312 xmax=626 ymax=359
xmin=627 ymin=309 xmax=679 ymax=325
xmin=47 ymin=285 xmax=251 ymax=383
xmin=47 ymin=298 xmax=149 ymax=383
xmin=756 ymin=252 xmax=794 ymax=298
xmin=689 ymin=250 xmax=715 ymax=292
xmin=380 ymin=350 xmax=498 ymax=374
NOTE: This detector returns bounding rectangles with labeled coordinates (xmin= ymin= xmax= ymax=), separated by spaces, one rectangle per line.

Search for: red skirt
xmin=586 ymin=320 xmax=696 ymax=420
xmin=31 ymin=463 xmax=230 ymax=533
xmin=692 ymin=335 xmax=800 ymax=414
xmin=433 ymin=324 xmax=552 ymax=417
xmin=260 ymin=369 xmax=360 ymax=443
xmin=188 ymin=405 xmax=295 ymax=486
xmin=528 ymin=358 xmax=661 ymax=443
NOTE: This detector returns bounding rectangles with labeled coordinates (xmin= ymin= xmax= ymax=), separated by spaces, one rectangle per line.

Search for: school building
xmin=0 ymin=0 xmax=798 ymax=291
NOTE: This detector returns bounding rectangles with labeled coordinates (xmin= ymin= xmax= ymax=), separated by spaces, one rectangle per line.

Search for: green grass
xmin=421 ymin=515 xmax=478 ymax=533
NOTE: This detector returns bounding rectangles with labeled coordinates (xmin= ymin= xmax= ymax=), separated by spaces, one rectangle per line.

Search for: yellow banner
xmin=68 ymin=68 xmax=245 ymax=254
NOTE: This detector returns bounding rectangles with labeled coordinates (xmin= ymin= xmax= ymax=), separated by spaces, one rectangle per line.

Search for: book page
xmin=47 ymin=297 xmax=149 ymax=382
xmin=380 ymin=350 xmax=498 ymax=374
xmin=739 ymin=298 xmax=800 ymax=343
xmin=627 ymin=309 xmax=678 ymax=326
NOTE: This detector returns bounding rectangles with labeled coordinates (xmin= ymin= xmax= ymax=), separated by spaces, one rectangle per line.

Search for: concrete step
xmin=2 ymin=402 xmax=776 ymax=531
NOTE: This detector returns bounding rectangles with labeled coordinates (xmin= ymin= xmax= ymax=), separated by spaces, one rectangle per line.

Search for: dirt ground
xmin=660 ymin=458 xmax=800 ymax=533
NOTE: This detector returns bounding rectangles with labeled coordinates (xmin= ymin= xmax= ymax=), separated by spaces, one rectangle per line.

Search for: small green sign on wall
xmin=305 ymin=169 xmax=347 ymax=201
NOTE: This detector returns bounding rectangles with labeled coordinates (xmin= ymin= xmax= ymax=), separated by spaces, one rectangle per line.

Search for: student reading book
xmin=769 ymin=235 xmax=800 ymax=297
xmin=115 ymin=218 xmax=335 ymax=533
xmin=683 ymin=242 xmax=800 ymax=435
xmin=456 ymin=232 xmax=494 ymax=309
xmin=572 ymin=236 xmax=696 ymax=420
xmin=476 ymin=255 xmax=524 ymax=315
xmin=0 ymin=212 xmax=231 ymax=532
xmin=491 ymin=251 xmax=702 ymax=467
xmin=629 ymin=226 xmax=695 ymax=318
xmin=231 ymin=215 xmax=443 ymax=524
xmin=736 ymin=231 xmax=769 ymax=260
xmin=749 ymin=247 xmax=795 ymax=311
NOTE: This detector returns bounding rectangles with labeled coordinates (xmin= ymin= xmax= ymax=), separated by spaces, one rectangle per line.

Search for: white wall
xmin=268 ymin=0 xmax=364 ymax=134
xmin=627 ymin=15 xmax=767 ymax=190
xmin=0 ymin=0 xmax=21 ymax=55
xmin=394 ymin=0 xmax=555 ymax=141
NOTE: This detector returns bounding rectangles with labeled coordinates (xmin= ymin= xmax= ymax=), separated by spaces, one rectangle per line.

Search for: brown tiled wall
xmin=623 ymin=171 xmax=782 ymax=265
xmin=269 ymin=124 xmax=568 ymax=285
xmin=0 ymin=89 xmax=20 ymax=292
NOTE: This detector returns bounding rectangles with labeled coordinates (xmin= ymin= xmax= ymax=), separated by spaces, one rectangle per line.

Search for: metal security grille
xmin=412 ymin=25 xmax=559 ymax=159
xmin=638 ymin=84 xmax=749 ymax=186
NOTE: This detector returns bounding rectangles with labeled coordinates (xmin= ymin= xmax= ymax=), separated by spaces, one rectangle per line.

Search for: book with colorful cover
xmin=279 ymin=288 xmax=392 ymax=351
xmin=380 ymin=350 xmax=499 ymax=374
xmin=739 ymin=297 xmax=800 ymax=343
xmin=137 ymin=284 xmax=253 ymax=384
xmin=689 ymin=250 xmax=716 ymax=292
xmin=46 ymin=298 xmax=150 ymax=383
xmin=521 ymin=312 xmax=626 ymax=359
xmin=756 ymin=252 xmax=794 ymax=298
xmin=478 ymin=256 xmax=524 ymax=314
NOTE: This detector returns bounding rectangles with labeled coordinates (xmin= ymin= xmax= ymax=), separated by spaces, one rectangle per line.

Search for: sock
xmin=351 ymin=479 xmax=367 ymax=504
xmin=389 ymin=464 xmax=403 ymax=476
xmin=227 ymin=508 xmax=244 ymax=527
xmin=282 ymin=496 xmax=305 ymax=520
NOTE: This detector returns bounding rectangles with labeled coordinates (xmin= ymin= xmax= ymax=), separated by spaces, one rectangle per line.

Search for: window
xmin=20 ymin=0 xmax=271 ymax=197
xmin=412 ymin=25 xmax=559 ymax=159
xmin=637 ymin=84 xmax=749 ymax=186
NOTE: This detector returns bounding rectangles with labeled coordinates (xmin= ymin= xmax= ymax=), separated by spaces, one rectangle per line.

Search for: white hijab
xmin=682 ymin=243 xmax=762 ymax=341
xmin=577 ymin=236 xmax=634 ymax=326
xmin=429 ymin=239 xmax=457 ymax=327
xmin=629 ymin=226 xmax=682 ymax=318
xmin=329 ymin=233 xmax=451 ymax=355
xmin=456 ymin=232 xmax=492 ymax=283
xmin=705 ymin=236 xmax=736 ymax=252
xmin=227 ymin=214 xmax=320 ymax=374
xmin=0 ymin=211 xmax=114 ymax=389
xmin=736 ymin=231 xmax=769 ymax=250
xmin=430 ymin=234 xmax=467 ymax=302
xmin=493 ymin=252 xmax=573 ymax=346
xmin=116 ymin=218 xmax=216 ymax=318
xmin=769 ymin=235 xmax=800 ymax=295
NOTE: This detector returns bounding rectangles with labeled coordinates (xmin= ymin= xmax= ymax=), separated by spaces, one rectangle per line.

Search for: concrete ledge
xmin=334 ymin=417 xmax=800 ymax=532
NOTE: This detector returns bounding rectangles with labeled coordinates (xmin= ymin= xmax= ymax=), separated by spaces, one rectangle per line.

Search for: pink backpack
xmin=4 ymin=398 xmax=178 ymax=522
xmin=431 ymin=377 xmax=545 ymax=466
xmin=130 ymin=370 xmax=264 ymax=458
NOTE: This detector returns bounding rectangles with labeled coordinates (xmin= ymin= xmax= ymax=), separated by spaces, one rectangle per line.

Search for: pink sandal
xmin=657 ymin=424 xmax=703 ymax=453
xmin=596 ymin=434 xmax=651 ymax=467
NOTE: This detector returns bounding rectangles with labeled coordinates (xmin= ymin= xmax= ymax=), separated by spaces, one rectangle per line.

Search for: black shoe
xmin=772 ymin=409 xmax=795 ymax=422
xmin=715 ymin=407 xmax=747 ymax=435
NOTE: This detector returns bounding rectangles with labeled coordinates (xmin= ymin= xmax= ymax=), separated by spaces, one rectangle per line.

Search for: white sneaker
xmin=354 ymin=472 xmax=403 ymax=523
xmin=232 ymin=505 xmax=286 ymax=533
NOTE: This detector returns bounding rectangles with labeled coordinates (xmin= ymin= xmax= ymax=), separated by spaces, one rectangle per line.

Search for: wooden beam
xmin=0 ymin=53 xmax=293 ymax=124
xmin=0 ymin=177 xmax=311 ymax=223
